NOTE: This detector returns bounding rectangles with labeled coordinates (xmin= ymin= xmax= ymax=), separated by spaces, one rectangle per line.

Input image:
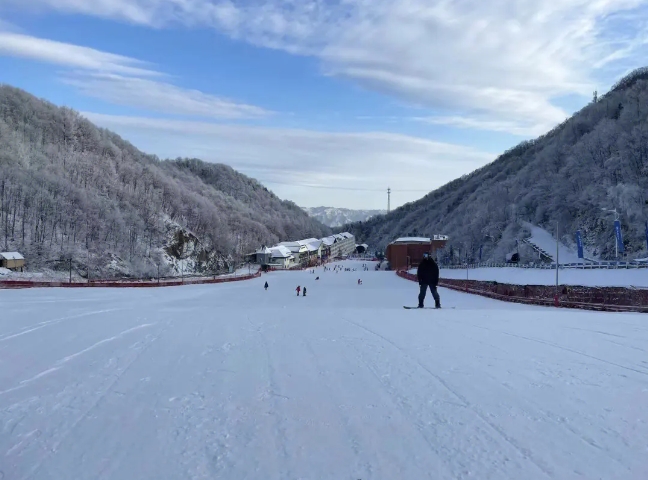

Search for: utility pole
xmin=555 ymin=221 xmax=559 ymax=296
xmin=387 ymin=187 xmax=391 ymax=214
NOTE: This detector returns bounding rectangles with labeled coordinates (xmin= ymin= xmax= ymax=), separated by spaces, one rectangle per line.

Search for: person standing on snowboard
xmin=417 ymin=252 xmax=441 ymax=308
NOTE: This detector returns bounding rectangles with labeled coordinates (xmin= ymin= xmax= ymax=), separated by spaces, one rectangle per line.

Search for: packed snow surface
xmin=1 ymin=261 xmax=647 ymax=480
xmin=436 ymin=266 xmax=648 ymax=288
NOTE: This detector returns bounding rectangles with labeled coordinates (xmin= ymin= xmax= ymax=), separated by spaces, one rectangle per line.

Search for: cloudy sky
xmin=1 ymin=1 xmax=647 ymax=209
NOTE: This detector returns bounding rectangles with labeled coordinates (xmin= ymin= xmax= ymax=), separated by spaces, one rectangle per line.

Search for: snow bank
xmin=440 ymin=267 xmax=648 ymax=288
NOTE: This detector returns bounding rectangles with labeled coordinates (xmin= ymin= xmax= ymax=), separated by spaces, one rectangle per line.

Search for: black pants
xmin=419 ymin=284 xmax=441 ymax=308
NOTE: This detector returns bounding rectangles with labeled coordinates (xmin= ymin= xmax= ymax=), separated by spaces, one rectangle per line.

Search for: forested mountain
xmin=346 ymin=69 xmax=648 ymax=263
xmin=303 ymin=207 xmax=385 ymax=227
xmin=0 ymin=85 xmax=330 ymax=277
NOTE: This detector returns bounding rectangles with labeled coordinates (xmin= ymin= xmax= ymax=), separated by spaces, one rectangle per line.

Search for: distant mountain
xmin=303 ymin=207 xmax=386 ymax=228
xmin=0 ymin=85 xmax=330 ymax=277
xmin=346 ymin=68 xmax=648 ymax=263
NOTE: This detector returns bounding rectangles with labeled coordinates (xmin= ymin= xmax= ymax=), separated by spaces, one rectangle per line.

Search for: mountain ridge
xmin=345 ymin=68 xmax=648 ymax=263
xmin=0 ymin=84 xmax=330 ymax=277
xmin=303 ymin=206 xmax=385 ymax=228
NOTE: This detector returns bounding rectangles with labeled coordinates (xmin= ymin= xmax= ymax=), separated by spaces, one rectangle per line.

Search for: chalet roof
xmin=391 ymin=235 xmax=448 ymax=244
xmin=270 ymin=246 xmax=293 ymax=258
xmin=392 ymin=237 xmax=431 ymax=244
xmin=305 ymin=240 xmax=322 ymax=252
xmin=0 ymin=252 xmax=24 ymax=260
xmin=297 ymin=238 xmax=320 ymax=246
xmin=277 ymin=241 xmax=305 ymax=253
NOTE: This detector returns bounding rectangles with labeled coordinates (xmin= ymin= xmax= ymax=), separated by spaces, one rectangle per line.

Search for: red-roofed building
xmin=386 ymin=236 xmax=448 ymax=270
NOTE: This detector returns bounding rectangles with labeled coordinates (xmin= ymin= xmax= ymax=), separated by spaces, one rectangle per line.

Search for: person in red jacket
xmin=296 ymin=285 xmax=301 ymax=296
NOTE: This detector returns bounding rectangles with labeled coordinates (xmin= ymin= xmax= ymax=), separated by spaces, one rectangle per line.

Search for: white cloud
xmin=4 ymin=0 xmax=159 ymax=25
xmin=63 ymin=73 xmax=271 ymax=119
xmin=12 ymin=0 xmax=648 ymax=135
xmin=0 ymin=32 xmax=157 ymax=76
xmin=82 ymin=112 xmax=495 ymax=209
xmin=415 ymin=116 xmax=548 ymax=137
xmin=315 ymin=0 xmax=648 ymax=135
xmin=0 ymin=31 xmax=271 ymax=119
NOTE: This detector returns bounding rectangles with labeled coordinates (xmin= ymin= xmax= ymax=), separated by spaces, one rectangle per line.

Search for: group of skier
xmin=264 ymin=281 xmax=307 ymax=296
xmin=262 ymin=253 xmax=441 ymax=308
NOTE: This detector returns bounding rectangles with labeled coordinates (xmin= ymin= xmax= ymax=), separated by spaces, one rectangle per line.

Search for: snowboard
xmin=403 ymin=306 xmax=453 ymax=309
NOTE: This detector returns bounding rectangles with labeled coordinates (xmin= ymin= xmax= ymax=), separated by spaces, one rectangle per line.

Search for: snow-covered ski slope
xmin=521 ymin=221 xmax=585 ymax=263
xmin=2 ymin=261 xmax=647 ymax=480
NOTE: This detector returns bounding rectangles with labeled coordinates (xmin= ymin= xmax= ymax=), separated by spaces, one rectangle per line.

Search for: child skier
xmin=296 ymin=286 xmax=301 ymax=296
xmin=264 ymin=281 xmax=268 ymax=290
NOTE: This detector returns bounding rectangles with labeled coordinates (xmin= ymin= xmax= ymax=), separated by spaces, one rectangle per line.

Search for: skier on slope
xmin=264 ymin=281 xmax=268 ymax=290
xmin=417 ymin=252 xmax=441 ymax=309
xmin=303 ymin=286 xmax=307 ymax=297
xmin=296 ymin=286 xmax=301 ymax=296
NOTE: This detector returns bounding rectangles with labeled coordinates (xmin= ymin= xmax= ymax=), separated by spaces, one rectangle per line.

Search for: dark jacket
xmin=417 ymin=257 xmax=439 ymax=286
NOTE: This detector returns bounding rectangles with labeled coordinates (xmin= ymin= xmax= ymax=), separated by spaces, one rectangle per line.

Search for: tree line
xmin=0 ymin=85 xmax=330 ymax=277
xmin=346 ymin=69 xmax=648 ymax=263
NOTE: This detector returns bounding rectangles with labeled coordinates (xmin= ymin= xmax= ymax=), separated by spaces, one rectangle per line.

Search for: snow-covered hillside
xmin=303 ymin=206 xmax=385 ymax=227
xmin=0 ymin=86 xmax=329 ymax=278
xmin=2 ymin=262 xmax=647 ymax=479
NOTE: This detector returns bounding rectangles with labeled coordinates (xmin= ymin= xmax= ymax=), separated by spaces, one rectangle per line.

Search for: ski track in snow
xmin=1 ymin=260 xmax=647 ymax=480
xmin=0 ymin=308 xmax=127 ymax=342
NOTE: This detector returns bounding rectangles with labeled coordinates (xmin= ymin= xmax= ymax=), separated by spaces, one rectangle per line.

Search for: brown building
xmin=0 ymin=252 xmax=25 ymax=271
xmin=386 ymin=236 xmax=448 ymax=271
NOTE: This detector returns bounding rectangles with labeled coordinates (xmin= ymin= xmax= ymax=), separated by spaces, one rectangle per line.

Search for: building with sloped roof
xmin=0 ymin=252 xmax=24 ymax=271
xmin=270 ymin=245 xmax=295 ymax=268
xmin=253 ymin=246 xmax=273 ymax=266
xmin=386 ymin=236 xmax=448 ymax=270
xmin=331 ymin=232 xmax=355 ymax=258
xmin=278 ymin=241 xmax=309 ymax=265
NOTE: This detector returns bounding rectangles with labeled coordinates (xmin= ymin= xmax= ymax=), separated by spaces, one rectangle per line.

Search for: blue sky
xmin=1 ymin=1 xmax=647 ymax=209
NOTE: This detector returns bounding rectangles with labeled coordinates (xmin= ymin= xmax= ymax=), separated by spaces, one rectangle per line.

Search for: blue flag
xmin=576 ymin=230 xmax=584 ymax=259
xmin=614 ymin=220 xmax=624 ymax=254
